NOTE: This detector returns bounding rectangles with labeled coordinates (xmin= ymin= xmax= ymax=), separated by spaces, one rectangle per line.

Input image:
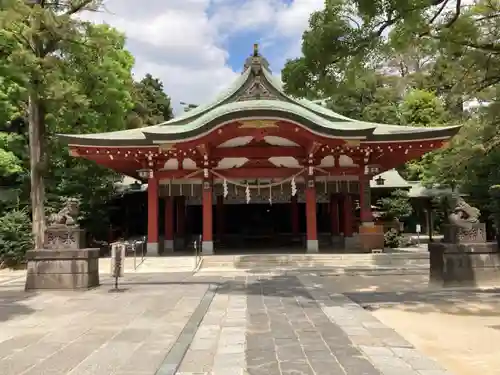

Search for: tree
xmin=376 ymin=189 xmax=413 ymax=222
xmin=400 ymin=89 xmax=448 ymax=126
xmin=281 ymin=0 xmax=500 ymax=207
xmin=283 ymin=0 xmax=500 ymax=118
xmin=397 ymin=89 xmax=449 ymax=180
xmin=127 ymin=74 xmax=173 ymax=128
xmin=0 ymin=0 xmax=134 ymax=249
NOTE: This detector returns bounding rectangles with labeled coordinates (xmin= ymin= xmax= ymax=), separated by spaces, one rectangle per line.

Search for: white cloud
xmin=81 ymin=0 xmax=324 ymax=114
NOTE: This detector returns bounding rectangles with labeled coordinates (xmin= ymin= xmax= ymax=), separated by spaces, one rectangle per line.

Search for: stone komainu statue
xmin=448 ymin=197 xmax=480 ymax=229
xmin=47 ymin=198 xmax=80 ymax=227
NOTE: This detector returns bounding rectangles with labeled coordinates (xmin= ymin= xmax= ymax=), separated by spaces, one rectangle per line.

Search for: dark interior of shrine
xmin=104 ymin=191 xmax=334 ymax=249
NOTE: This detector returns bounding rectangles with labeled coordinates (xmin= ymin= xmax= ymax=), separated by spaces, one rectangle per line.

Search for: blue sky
xmin=83 ymin=0 xmax=324 ymax=111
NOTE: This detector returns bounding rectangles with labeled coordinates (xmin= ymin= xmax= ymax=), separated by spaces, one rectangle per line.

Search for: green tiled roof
xmin=58 ymin=49 xmax=462 ymax=146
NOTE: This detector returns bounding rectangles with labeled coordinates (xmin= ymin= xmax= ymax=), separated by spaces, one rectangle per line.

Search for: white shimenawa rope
xmin=210 ymin=168 xmax=307 ymax=189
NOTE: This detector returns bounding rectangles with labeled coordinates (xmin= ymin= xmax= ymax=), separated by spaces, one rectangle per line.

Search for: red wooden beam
xmin=212 ymin=167 xmax=361 ymax=179
xmin=174 ymin=121 xmax=347 ymax=150
xmin=211 ymin=145 xmax=304 ymax=159
xmin=156 ymin=169 xmax=203 ymax=179
xmin=69 ymin=135 xmax=447 ymax=163
xmin=240 ymin=159 xmax=277 ymax=168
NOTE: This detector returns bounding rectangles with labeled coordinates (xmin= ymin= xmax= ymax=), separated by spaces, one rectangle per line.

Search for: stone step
xmin=197 ymin=266 xmax=429 ymax=276
xmin=200 ymin=253 xmax=429 ymax=271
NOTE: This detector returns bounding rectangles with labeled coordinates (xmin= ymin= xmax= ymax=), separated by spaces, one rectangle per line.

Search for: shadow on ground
xmin=303 ymin=272 xmax=500 ymax=317
xmin=102 ymin=269 xmax=500 ymax=318
xmin=0 ymin=282 xmax=36 ymax=323
xmin=120 ymin=268 xmax=500 ymax=318
xmin=346 ymin=287 xmax=500 ymax=317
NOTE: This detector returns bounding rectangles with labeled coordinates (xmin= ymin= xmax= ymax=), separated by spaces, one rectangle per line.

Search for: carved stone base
xmin=44 ymin=227 xmax=85 ymax=250
xmin=428 ymin=242 xmax=500 ymax=287
xmin=442 ymin=223 xmax=486 ymax=244
xmin=25 ymin=249 xmax=100 ymax=291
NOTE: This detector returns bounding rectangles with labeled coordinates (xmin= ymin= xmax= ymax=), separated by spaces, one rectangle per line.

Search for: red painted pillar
xmin=216 ymin=195 xmax=224 ymax=242
xmin=164 ymin=196 xmax=174 ymax=252
xmin=343 ymin=193 xmax=353 ymax=237
xmin=291 ymin=195 xmax=299 ymax=236
xmin=305 ymin=177 xmax=318 ymax=253
xmin=147 ymin=176 xmax=159 ymax=255
xmin=330 ymin=194 xmax=339 ymax=235
xmin=202 ymin=178 xmax=213 ymax=254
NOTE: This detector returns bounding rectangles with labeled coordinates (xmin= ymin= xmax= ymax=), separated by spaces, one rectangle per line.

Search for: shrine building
xmin=58 ymin=45 xmax=461 ymax=255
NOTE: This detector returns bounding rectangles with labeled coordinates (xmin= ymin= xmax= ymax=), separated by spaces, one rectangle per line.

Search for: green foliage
xmin=384 ymin=228 xmax=404 ymax=248
xmin=0 ymin=19 xmax=137 ymax=223
xmin=0 ymin=1 xmax=175 ymax=261
xmin=0 ymin=207 xmax=32 ymax=268
xmin=400 ymin=89 xmax=447 ymax=126
xmin=489 ymin=185 xmax=500 ymax=232
xmin=127 ymin=74 xmax=173 ymax=128
xmin=376 ymin=189 xmax=413 ymax=221
xmin=282 ymin=0 xmax=500 ymax=220
xmin=0 ymin=133 xmax=23 ymax=176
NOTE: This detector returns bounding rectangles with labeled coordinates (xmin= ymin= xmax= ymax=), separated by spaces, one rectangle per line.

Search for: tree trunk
xmin=28 ymin=92 xmax=46 ymax=250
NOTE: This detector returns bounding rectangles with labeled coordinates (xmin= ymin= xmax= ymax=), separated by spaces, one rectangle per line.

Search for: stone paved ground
xmin=0 ymin=271 xmax=455 ymax=375
xmin=313 ymin=273 xmax=500 ymax=375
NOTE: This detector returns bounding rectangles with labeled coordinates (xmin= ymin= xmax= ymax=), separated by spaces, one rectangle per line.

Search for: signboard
xmin=416 ymin=224 xmax=421 ymax=234
xmin=111 ymin=242 xmax=125 ymax=278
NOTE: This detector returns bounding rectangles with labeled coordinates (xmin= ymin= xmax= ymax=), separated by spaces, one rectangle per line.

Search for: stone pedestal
xmin=25 ymin=249 xmax=100 ymax=290
xmin=429 ymin=223 xmax=499 ymax=287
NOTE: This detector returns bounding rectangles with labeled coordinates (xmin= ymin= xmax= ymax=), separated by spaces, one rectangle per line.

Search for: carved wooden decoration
xmin=159 ymin=143 xmax=177 ymax=152
xmin=238 ymin=76 xmax=279 ymax=101
xmin=344 ymin=139 xmax=361 ymax=147
xmin=238 ymin=119 xmax=279 ymax=129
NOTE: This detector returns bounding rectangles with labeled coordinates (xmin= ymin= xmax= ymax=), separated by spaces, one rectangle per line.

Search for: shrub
xmin=0 ymin=208 xmax=33 ymax=268
xmin=384 ymin=228 xmax=404 ymax=248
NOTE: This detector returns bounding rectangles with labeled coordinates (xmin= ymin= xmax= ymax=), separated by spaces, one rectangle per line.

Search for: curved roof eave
xmin=141 ymin=100 xmax=377 ymax=141
xmin=142 ymin=100 xmax=462 ymax=142
xmin=57 ymin=126 xmax=154 ymax=146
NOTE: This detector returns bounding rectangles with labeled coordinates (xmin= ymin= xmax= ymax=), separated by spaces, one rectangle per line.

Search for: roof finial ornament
xmin=253 ymin=43 xmax=259 ymax=57
xmin=242 ymin=42 xmax=270 ymax=74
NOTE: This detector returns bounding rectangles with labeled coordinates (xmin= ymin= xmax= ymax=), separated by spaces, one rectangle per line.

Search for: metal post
xmin=142 ymin=235 xmax=146 ymax=261
xmin=133 ymin=240 xmax=137 ymax=270
xmin=193 ymin=237 xmax=198 ymax=268
xmin=416 ymin=224 xmax=421 ymax=246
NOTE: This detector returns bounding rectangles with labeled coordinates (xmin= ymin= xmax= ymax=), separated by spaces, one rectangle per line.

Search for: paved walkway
xmin=0 ymin=272 xmax=453 ymax=375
